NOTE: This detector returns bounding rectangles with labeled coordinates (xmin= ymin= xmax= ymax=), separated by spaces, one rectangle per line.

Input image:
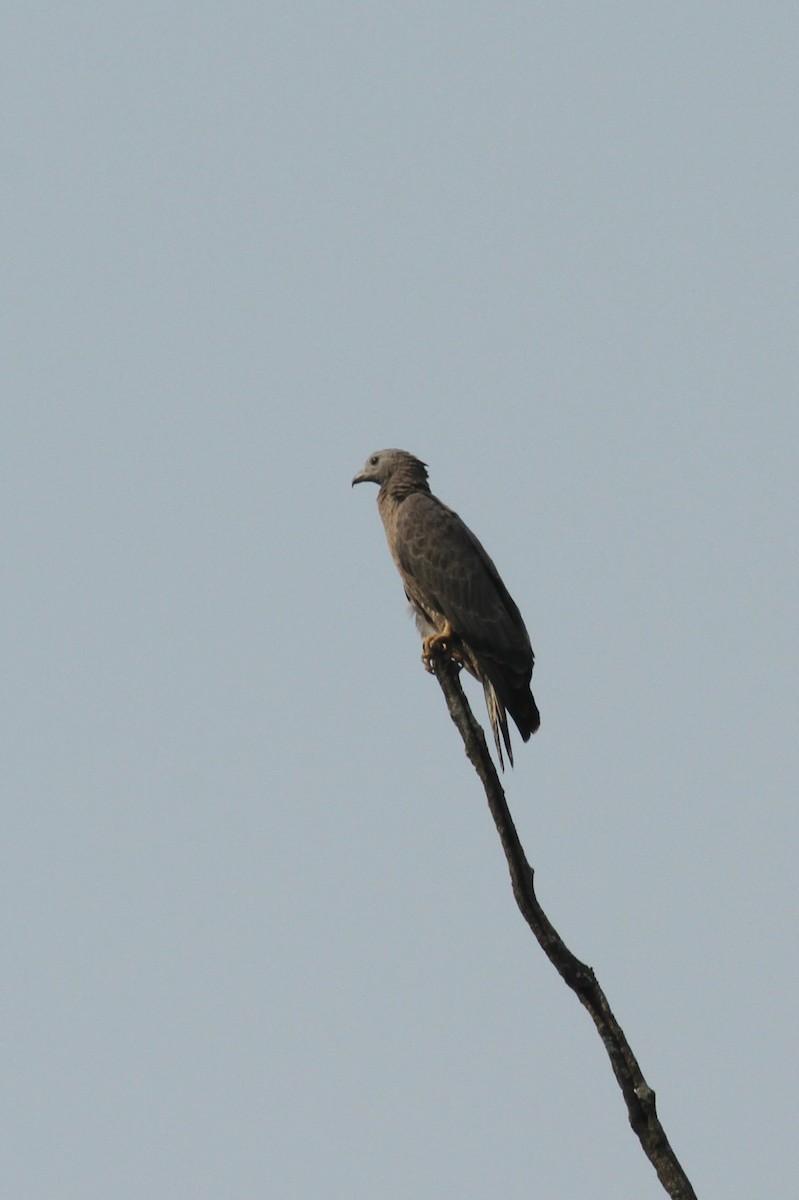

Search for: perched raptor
xmin=352 ymin=449 xmax=540 ymax=768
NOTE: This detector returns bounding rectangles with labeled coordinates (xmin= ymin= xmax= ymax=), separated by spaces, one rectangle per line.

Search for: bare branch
xmin=433 ymin=658 xmax=698 ymax=1200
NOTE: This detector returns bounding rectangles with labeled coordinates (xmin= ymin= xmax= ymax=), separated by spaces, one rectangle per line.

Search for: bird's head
xmin=352 ymin=448 xmax=428 ymax=488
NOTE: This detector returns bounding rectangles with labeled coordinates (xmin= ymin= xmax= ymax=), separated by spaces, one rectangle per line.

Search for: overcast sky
xmin=4 ymin=5 xmax=798 ymax=1198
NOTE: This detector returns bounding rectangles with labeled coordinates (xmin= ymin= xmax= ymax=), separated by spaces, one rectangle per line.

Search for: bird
xmin=352 ymin=449 xmax=539 ymax=768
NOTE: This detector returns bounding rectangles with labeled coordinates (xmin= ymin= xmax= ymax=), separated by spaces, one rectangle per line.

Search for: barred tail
xmin=483 ymin=681 xmax=513 ymax=771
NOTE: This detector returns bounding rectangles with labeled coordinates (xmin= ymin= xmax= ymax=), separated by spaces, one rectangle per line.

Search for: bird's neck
xmin=378 ymin=464 xmax=431 ymax=506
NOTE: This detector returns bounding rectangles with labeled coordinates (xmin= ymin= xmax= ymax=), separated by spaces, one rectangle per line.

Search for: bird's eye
xmin=370 ymin=455 xmax=379 ymax=465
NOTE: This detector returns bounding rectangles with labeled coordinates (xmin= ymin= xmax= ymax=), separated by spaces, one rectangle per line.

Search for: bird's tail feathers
xmin=483 ymin=681 xmax=513 ymax=771
xmin=511 ymin=688 xmax=540 ymax=741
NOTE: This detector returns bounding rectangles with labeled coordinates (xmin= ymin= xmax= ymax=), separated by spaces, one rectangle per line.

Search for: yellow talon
xmin=422 ymin=622 xmax=455 ymax=672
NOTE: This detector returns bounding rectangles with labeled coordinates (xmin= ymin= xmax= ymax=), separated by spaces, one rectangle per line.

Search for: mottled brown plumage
xmin=352 ymin=449 xmax=539 ymax=768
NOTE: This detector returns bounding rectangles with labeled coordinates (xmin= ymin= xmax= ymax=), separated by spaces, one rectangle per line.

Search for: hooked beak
xmin=351 ymin=470 xmax=368 ymax=487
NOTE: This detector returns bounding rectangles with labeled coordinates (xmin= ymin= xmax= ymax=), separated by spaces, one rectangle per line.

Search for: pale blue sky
xmin=4 ymin=5 xmax=798 ymax=1197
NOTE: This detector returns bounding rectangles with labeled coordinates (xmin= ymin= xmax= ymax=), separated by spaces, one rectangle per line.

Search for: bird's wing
xmin=393 ymin=492 xmax=532 ymax=673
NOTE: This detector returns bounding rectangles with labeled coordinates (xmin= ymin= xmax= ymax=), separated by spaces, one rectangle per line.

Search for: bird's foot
xmin=422 ymin=623 xmax=457 ymax=673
